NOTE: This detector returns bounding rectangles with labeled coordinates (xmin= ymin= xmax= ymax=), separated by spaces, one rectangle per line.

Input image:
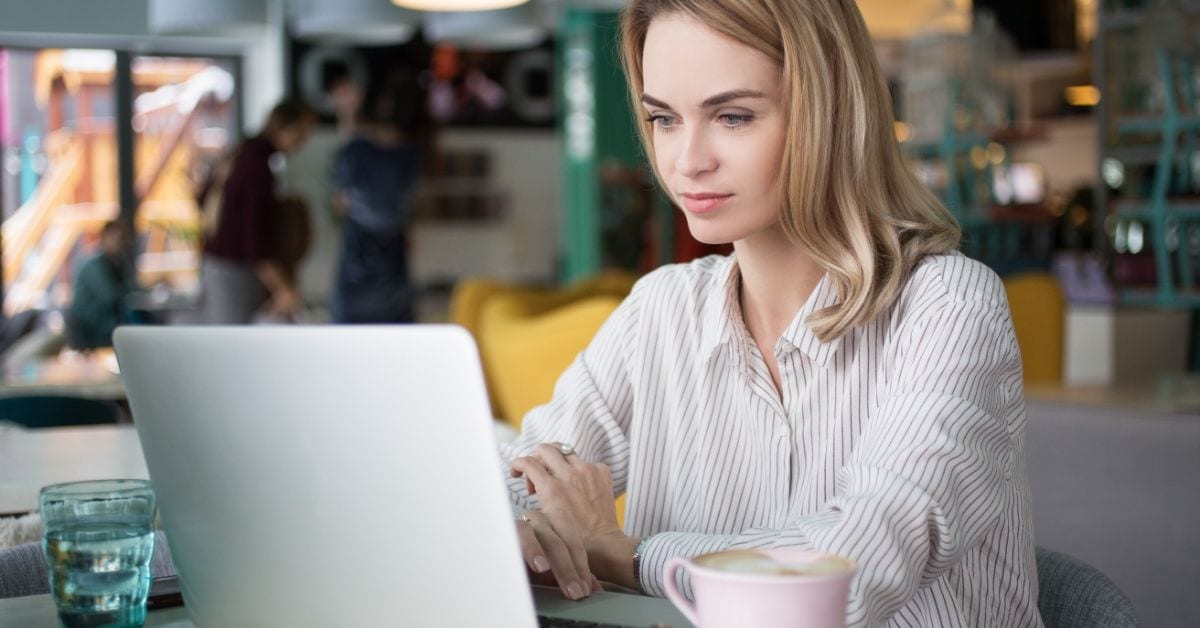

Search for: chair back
xmin=1004 ymin=272 xmax=1064 ymax=384
xmin=1037 ymin=547 xmax=1139 ymax=628
xmin=0 ymin=395 xmax=121 ymax=428
xmin=449 ymin=271 xmax=637 ymax=422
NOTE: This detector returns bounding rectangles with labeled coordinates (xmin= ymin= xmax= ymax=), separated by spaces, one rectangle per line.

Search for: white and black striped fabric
xmin=502 ymin=252 xmax=1043 ymax=627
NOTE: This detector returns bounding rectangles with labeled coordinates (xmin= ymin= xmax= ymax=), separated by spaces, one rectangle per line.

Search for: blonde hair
xmin=621 ymin=0 xmax=961 ymax=341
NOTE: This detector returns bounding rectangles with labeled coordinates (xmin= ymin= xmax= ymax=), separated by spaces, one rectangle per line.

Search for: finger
xmin=531 ymin=443 xmax=575 ymax=478
xmin=590 ymin=575 xmax=603 ymax=592
xmin=511 ymin=457 xmax=557 ymax=498
xmin=508 ymin=463 xmax=536 ymax=495
xmin=528 ymin=515 xmax=588 ymax=600
xmin=562 ymin=534 xmax=594 ymax=598
xmin=515 ymin=519 xmax=551 ymax=575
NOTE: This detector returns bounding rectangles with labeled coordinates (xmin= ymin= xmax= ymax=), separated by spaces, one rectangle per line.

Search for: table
xmin=0 ymin=349 xmax=126 ymax=400
xmin=0 ymin=424 xmax=147 ymax=515
xmin=0 ymin=595 xmax=192 ymax=627
xmin=1026 ymin=373 xmax=1200 ymax=416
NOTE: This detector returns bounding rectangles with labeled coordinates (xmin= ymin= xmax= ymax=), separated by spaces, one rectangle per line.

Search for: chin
xmin=682 ymin=215 xmax=749 ymax=246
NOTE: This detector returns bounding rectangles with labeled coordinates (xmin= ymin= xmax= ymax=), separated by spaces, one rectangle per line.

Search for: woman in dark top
xmin=199 ymin=99 xmax=316 ymax=324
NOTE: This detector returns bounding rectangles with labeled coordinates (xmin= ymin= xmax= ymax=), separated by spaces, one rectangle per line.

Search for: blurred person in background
xmin=67 ymin=219 xmax=137 ymax=349
xmin=328 ymin=73 xmax=428 ymax=324
xmin=197 ymin=99 xmax=316 ymax=324
xmin=325 ymin=66 xmax=364 ymax=139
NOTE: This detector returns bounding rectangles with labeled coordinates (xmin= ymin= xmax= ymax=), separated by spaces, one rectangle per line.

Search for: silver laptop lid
xmin=115 ymin=326 xmax=537 ymax=628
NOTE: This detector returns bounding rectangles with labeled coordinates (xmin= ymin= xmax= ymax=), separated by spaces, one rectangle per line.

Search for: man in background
xmin=68 ymin=220 xmax=136 ymax=349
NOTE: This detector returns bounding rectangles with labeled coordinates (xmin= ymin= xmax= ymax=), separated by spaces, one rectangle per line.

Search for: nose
xmin=674 ymin=126 xmax=717 ymax=178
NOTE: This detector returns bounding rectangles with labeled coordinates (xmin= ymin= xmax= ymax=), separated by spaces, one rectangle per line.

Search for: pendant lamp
xmin=294 ymin=0 xmax=421 ymax=44
xmin=148 ymin=0 xmax=267 ymax=36
xmin=392 ymin=0 xmax=530 ymax=13
xmin=424 ymin=3 xmax=547 ymax=51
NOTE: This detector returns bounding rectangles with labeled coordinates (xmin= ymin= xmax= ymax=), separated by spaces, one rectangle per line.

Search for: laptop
xmin=114 ymin=325 xmax=687 ymax=628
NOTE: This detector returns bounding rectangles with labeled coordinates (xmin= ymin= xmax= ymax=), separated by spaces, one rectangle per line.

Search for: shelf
xmin=986 ymin=203 xmax=1055 ymax=223
xmin=989 ymin=124 xmax=1049 ymax=144
xmin=1101 ymin=9 xmax=1144 ymax=30
xmin=1103 ymin=0 xmax=1200 ymax=30
xmin=1120 ymin=287 xmax=1200 ymax=308
xmin=1106 ymin=143 xmax=1167 ymax=166
xmin=1113 ymin=199 xmax=1200 ymax=219
xmin=1118 ymin=115 xmax=1200 ymax=135
xmin=902 ymin=133 xmax=989 ymax=158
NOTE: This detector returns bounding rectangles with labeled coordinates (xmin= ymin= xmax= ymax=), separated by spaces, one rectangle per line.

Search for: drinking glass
xmin=40 ymin=479 xmax=157 ymax=628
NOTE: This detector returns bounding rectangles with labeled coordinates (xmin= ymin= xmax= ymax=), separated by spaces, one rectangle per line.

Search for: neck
xmin=733 ymin=225 xmax=824 ymax=342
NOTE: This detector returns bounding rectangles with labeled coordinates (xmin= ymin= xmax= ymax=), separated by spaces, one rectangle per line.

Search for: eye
xmin=718 ymin=113 xmax=753 ymax=129
xmin=646 ymin=113 xmax=677 ymax=132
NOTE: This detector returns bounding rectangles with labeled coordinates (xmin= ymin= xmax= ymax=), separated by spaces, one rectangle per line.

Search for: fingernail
xmin=567 ymin=582 xmax=584 ymax=600
xmin=533 ymin=556 xmax=550 ymax=573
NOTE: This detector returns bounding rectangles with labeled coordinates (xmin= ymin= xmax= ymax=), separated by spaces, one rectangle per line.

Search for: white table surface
xmin=0 ymin=424 xmax=148 ymax=515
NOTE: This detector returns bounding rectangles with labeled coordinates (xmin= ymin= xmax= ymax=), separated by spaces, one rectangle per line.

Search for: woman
xmin=198 ymin=99 xmax=316 ymax=324
xmin=503 ymin=0 xmax=1041 ymax=626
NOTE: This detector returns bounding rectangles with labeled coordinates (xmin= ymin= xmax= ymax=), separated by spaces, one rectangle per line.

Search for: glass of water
xmin=40 ymin=479 xmax=157 ymax=628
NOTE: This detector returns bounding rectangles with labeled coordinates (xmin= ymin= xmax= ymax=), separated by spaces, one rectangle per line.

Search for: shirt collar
xmin=699 ymin=256 xmax=844 ymax=368
xmin=778 ymin=272 xmax=843 ymax=368
xmin=698 ymin=256 xmax=743 ymax=365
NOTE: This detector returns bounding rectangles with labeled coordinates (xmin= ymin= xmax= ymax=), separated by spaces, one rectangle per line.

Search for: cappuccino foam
xmin=694 ymin=550 xmax=853 ymax=576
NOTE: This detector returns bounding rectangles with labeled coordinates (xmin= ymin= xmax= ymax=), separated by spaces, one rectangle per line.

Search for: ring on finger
xmin=557 ymin=442 xmax=576 ymax=456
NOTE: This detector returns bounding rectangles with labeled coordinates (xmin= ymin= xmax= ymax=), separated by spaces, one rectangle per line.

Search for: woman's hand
xmin=268 ymin=284 xmax=302 ymax=316
xmin=514 ymin=510 xmax=601 ymax=600
xmin=511 ymin=443 xmax=631 ymax=597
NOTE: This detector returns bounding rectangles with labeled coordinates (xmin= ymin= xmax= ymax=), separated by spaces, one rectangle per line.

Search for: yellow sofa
xmin=1003 ymin=272 xmax=1064 ymax=385
xmin=449 ymin=272 xmax=637 ymax=428
xmin=451 ymin=273 xmax=637 ymax=525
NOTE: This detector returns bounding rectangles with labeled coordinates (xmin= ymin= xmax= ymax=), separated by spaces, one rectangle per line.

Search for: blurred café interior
xmin=0 ymin=0 xmax=1197 ymax=625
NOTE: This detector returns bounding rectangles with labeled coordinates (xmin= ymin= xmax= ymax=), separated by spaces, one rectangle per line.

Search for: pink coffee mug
xmin=663 ymin=549 xmax=856 ymax=628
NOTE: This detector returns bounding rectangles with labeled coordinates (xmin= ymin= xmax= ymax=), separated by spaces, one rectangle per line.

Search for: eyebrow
xmin=641 ymin=89 xmax=768 ymax=110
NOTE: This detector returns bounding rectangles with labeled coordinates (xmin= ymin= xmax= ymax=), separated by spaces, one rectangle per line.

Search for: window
xmin=0 ymin=48 xmax=239 ymax=316
xmin=131 ymin=55 xmax=238 ymax=298
xmin=1 ymin=48 xmax=118 ymax=315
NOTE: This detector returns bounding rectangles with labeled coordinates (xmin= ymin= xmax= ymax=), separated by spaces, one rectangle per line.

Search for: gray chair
xmin=0 ymin=532 xmax=175 ymax=599
xmin=1037 ymin=546 xmax=1139 ymax=628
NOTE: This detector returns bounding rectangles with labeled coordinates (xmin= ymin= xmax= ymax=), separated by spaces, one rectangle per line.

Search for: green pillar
xmin=559 ymin=9 xmax=644 ymax=282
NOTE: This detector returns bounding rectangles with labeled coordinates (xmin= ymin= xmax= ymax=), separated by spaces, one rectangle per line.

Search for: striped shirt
xmin=502 ymin=252 xmax=1042 ymax=627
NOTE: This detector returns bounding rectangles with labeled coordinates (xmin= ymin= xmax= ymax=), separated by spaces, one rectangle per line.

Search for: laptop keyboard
xmin=536 ymin=615 xmax=642 ymax=628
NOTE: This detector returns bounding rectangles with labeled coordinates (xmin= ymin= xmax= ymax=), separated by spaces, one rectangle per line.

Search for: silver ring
xmin=520 ymin=513 xmax=532 ymax=524
xmin=557 ymin=442 xmax=576 ymax=456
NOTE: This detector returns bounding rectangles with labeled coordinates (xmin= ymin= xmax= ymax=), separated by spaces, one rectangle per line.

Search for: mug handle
xmin=663 ymin=557 xmax=701 ymax=627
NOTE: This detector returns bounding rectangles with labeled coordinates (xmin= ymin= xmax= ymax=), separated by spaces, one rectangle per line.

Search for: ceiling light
xmin=294 ymin=0 xmax=420 ymax=45
xmin=148 ymin=0 xmax=266 ymax=36
xmin=423 ymin=4 xmax=547 ymax=51
xmin=392 ymin=0 xmax=530 ymax=12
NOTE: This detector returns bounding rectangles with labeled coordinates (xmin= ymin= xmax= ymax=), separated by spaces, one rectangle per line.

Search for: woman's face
xmin=641 ymin=13 xmax=787 ymax=245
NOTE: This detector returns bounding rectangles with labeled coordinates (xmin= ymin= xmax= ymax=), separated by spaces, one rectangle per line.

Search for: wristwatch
xmin=631 ymin=536 xmax=651 ymax=595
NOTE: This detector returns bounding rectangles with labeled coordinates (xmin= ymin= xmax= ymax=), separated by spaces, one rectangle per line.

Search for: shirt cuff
xmin=637 ymin=532 xmax=733 ymax=598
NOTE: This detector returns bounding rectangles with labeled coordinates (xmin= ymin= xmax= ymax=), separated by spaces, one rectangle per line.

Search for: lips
xmin=680 ymin=193 xmax=733 ymax=215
